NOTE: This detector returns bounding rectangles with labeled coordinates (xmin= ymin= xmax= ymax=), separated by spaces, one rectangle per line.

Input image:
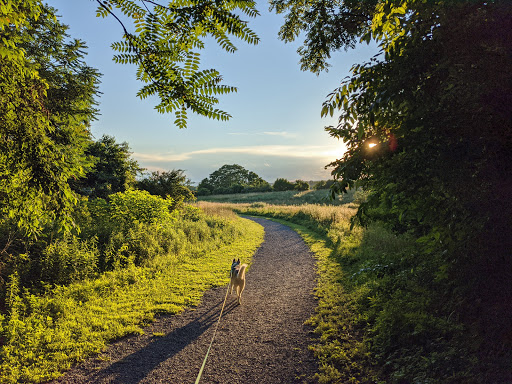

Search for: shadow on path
xmin=88 ymin=297 xmax=239 ymax=384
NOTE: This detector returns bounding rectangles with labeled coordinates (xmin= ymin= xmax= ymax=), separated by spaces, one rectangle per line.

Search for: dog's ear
xmin=237 ymin=258 xmax=240 ymax=262
xmin=232 ymin=259 xmax=235 ymax=263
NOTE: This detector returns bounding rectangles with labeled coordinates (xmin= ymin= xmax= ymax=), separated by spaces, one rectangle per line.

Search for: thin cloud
xmin=133 ymin=143 xmax=346 ymax=163
xmin=262 ymin=131 xmax=296 ymax=138
xmin=227 ymin=131 xmax=296 ymax=138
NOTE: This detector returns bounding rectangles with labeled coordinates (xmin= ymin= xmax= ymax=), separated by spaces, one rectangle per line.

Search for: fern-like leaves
xmin=95 ymin=0 xmax=260 ymax=128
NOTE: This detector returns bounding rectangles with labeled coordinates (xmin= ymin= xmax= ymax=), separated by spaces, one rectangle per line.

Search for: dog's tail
xmin=238 ymin=264 xmax=248 ymax=279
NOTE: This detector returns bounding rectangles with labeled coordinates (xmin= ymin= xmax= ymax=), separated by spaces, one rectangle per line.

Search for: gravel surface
xmin=50 ymin=217 xmax=319 ymax=384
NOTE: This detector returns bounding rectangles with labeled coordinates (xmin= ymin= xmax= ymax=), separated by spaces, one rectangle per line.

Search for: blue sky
xmin=46 ymin=1 xmax=377 ymax=184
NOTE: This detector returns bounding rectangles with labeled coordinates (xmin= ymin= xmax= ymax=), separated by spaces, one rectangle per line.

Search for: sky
xmin=46 ymin=0 xmax=377 ymax=184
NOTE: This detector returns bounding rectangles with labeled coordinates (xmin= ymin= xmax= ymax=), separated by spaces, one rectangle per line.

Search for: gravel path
xmin=51 ymin=217 xmax=318 ymax=384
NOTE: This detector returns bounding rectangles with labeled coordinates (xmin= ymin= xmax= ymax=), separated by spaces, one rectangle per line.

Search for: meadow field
xmin=196 ymin=188 xmax=360 ymax=206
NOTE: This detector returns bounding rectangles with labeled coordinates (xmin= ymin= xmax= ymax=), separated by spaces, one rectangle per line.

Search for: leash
xmin=194 ymin=271 xmax=232 ymax=384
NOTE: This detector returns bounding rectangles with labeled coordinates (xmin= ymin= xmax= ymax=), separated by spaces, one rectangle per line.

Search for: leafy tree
xmin=313 ymin=179 xmax=335 ymax=190
xmin=270 ymin=0 xmax=377 ymax=74
xmin=73 ymin=135 xmax=143 ymax=199
xmin=198 ymin=164 xmax=269 ymax=194
xmin=294 ymin=179 xmax=309 ymax=191
xmin=0 ymin=3 xmax=101 ymax=238
xmin=94 ymin=0 xmax=260 ymax=128
xmin=137 ymin=169 xmax=194 ymax=201
xmin=272 ymin=178 xmax=295 ymax=191
xmin=196 ymin=177 xmax=214 ymax=196
xmin=273 ymin=0 xmax=512 ymax=380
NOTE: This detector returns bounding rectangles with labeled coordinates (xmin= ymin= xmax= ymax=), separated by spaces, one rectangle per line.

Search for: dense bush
xmin=294 ymin=179 xmax=309 ymax=191
xmin=313 ymin=180 xmax=335 ymax=190
xmin=272 ymin=178 xmax=295 ymax=191
xmin=40 ymin=238 xmax=99 ymax=286
xmin=136 ymin=170 xmax=194 ymax=201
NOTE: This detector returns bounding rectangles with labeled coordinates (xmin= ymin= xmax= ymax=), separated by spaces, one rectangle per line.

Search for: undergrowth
xmin=0 ymin=195 xmax=264 ymax=383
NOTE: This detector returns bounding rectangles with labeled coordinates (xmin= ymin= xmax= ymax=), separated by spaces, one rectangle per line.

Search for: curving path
xmin=51 ymin=217 xmax=318 ymax=384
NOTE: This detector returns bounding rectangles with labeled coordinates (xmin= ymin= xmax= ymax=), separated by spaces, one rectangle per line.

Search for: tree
xmin=93 ymin=0 xmax=260 ymax=128
xmin=137 ymin=170 xmax=194 ymax=201
xmin=73 ymin=135 xmax=142 ymax=199
xmin=313 ymin=179 xmax=335 ymax=190
xmin=198 ymin=164 xmax=269 ymax=194
xmin=270 ymin=0 xmax=377 ymax=74
xmin=272 ymin=178 xmax=295 ymax=191
xmin=294 ymin=180 xmax=309 ymax=191
xmin=0 ymin=3 xmax=101 ymax=238
xmin=273 ymin=0 xmax=512 ymax=380
xmin=196 ymin=177 xmax=214 ymax=196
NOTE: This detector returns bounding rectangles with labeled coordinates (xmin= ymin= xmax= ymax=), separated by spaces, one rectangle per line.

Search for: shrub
xmin=294 ymin=180 xmax=309 ymax=191
xmin=108 ymin=190 xmax=177 ymax=230
xmin=273 ymin=178 xmax=295 ymax=191
xmin=41 ymin=238 xmax=99 ymax=285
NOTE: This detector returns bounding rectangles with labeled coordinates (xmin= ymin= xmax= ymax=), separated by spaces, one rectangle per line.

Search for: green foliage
xmin=0 ymin=3 xmax=100 ymax=238
xmin=313 ymin=179 xmax=335 ymax=190
xmin=75 ymin=190 xmax=181 ymax=270
xmin=0 ymin=211 xmax=264 ymax=383
xmin=272 ymin=177 xmax=295 ymax=191
xmin=72 ymin=135 xmax=143 ymax=199
xmin=270 ymin=0 xmax=377 ymax=74
xmin=294 ymin=179 xmax=309 ymax=191
xmin=41 ymin=237 xmax=99 ymax=286
xmin=108 ymin=189 xmax=177 ymax=229
xmin=275 ymin=1 xmax=512 ymax=377
xmin=197 ymin=188 xmax=356 ymax=206
xmin=94 ymin=0 xmax=260 ymax=127
xmin=197 ymin=164 xmax=271 ymax=195
xmin=137 ymin=169 xmax=194 ymax=201
xmin=0 ymin=0 xmax=42 ymax=66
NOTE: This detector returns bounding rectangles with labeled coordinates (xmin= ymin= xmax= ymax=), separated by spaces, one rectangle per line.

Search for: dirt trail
xmin=51 ymin=217 xmax=318 ymax=384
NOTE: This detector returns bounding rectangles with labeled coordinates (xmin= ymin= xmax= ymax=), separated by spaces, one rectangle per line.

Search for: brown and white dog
xmin=229 ymin=258 xmax=247 ymax=305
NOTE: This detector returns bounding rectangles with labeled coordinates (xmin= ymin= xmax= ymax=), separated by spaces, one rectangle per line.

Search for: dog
xmin=229 ymin=259 xmax=247 ymax=305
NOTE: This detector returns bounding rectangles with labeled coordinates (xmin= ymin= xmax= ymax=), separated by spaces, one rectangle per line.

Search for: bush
xmin=294 ymin=180 xmax=309 ymax=191
xmin=108 ymin=190 xmax=177 ymax=230
xmin=41 ymin=238 xmax=99 ymax=285
xmin=314 ymin=180 xmax=335 ymax=190
xmin=273 ymin=178 xmax=295 ymax=191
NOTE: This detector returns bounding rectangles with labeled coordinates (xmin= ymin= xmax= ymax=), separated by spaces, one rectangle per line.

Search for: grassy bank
xmin=0 ymin=209 xmax=264 ymax=383
xmin=197 ymin=201 xmax=484 ymax=383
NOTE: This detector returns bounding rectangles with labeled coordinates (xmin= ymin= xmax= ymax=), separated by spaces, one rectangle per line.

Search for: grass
xmin=196 ymin=188 xmax=359 ymax=206
xmin=0 ymin=214 xmax=264 ymax=383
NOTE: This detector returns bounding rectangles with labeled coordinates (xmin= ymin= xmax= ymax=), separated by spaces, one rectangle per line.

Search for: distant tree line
xmin=196 ymin=164 xmax=334 ymax=196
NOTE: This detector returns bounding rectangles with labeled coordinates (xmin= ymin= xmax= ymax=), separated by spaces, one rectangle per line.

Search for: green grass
xmin=0 ymin=215 xmax=264 ymax=383
xmin=197 ymin=188 xmax=359 ymax=206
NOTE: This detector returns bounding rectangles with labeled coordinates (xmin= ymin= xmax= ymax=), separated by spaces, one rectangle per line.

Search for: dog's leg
xmin=236 ymin=284 xmax=243 ymax=305
xmin=238 ymin=281 xmax=245 ymax=305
